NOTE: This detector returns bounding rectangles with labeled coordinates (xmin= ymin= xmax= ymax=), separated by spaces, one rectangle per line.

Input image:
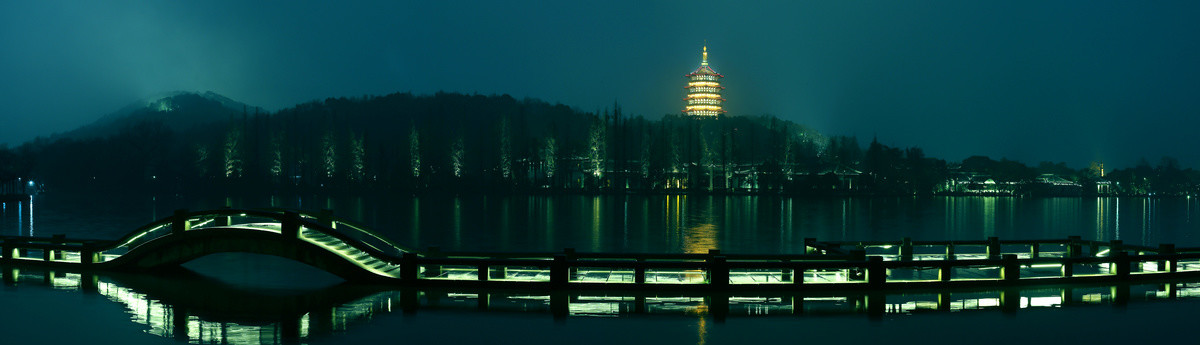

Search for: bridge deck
xmin=4 ymin=208 xmax=1200 ymax=291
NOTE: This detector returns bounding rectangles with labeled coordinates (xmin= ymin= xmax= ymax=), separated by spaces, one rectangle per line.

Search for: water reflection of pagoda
xmin=683 ymin=45 xmax=725 ymax=117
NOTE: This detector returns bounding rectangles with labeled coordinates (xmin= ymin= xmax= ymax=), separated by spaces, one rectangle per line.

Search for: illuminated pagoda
xmin=683 ymin=45 xmax=725 ymax=117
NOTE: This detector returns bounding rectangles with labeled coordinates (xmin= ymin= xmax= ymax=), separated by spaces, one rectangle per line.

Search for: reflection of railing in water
xmin=6 ymin=208 xmax=1200 ymax=290
xmin=2 ymin=266 xmax=404 ymax=344
xmin=5 ymin=265 xmax=1200 ymax=344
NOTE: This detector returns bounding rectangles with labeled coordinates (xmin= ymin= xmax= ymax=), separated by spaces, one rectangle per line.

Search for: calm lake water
xmin=3 ymin=193 xmax=1200 ymax=344
xmin=4 ymin=194 xmax=1199 ymax=251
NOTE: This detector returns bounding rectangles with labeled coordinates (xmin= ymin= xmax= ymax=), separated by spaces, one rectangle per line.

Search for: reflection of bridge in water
xmin=6 ymin=208 xmax=1200 ymax=291
xmin=5 ymin=265 xmax=1200 ymax=344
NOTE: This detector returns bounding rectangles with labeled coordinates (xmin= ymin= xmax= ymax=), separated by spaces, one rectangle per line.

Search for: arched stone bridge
xmin=1 ymin=208 xmax=413 ymax=282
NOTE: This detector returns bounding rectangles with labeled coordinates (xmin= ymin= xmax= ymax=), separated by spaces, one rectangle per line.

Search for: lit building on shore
xmin=683 ymin=45 xmax=725 ymax=117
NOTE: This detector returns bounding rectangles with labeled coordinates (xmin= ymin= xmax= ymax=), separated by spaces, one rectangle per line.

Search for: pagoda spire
xmin=701 ymin=44 xmax=708 ymax=66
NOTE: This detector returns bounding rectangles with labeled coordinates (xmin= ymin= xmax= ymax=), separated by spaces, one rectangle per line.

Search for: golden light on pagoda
xmin=683 ymin=45 xmax=725 ymax=117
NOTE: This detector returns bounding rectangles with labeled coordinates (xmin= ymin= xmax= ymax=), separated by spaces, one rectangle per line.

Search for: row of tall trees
xmin=17 ymin=92 xmax=832 ymax=193
xmin=10 ymin=91 xmax=1200 ymax=196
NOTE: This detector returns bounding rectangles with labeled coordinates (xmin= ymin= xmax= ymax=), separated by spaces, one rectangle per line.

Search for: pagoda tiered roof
xmin=685 ymin=65 xmax=724 ymax=78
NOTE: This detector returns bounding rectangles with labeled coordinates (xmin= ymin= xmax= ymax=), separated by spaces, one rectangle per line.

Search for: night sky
xmin=3 ymin=1 xmax=1199 ymax=168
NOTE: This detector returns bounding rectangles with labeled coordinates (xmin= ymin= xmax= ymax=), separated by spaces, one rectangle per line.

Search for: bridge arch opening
xmin=181 ymin=252 xmax=345 ymax=291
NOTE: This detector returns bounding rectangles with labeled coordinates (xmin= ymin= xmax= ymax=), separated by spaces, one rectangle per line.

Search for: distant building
xmin=1 ymin=177 xmax=39 ymax=200
xmin=683 ymin=45 xmax=725 ymax=117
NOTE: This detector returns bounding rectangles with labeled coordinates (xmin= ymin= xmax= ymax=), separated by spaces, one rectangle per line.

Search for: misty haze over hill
xmin=53 ymin=91 xmax=263 ymax=141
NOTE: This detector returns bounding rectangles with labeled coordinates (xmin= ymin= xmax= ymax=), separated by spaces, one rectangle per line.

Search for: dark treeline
xmin=1 ymin=91 xmax=1198 ymax=196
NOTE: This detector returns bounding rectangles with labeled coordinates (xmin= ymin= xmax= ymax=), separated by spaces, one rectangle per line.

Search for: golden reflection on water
xmin=685 ymin=223 xmax=718 ymax=254
xmin=592 ymin=196 xmax=602 ymax=252
xmin=682 ymin=303 xmax=710 ymax=345
xmin=665 ymin=195 xmax=683 ymax=245
xmin=661 ymin=195 xmax=718 ymax=254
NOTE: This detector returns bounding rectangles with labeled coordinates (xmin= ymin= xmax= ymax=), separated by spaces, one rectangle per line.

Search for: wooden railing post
xmin=792 ymin=262 xmax=805 ymax=285
xmin=215 ymin=209 xmax=230 ymax=226
xmin=551 ymin=254 xmax=568 ymax=287
xmin=987 ymin=237 xmax=1001 ymax=259
xmin=50 ymin=234 xmax=66 ymax=261
xmin=867 ymin=256 xmax=885 ymax=288
xmin=1113 ymin=251 xmax=1131 ymax=280
xmin=945 ymin=242 xmax=955 ymax=260
xmin=80 ymin=243 xmax=96 ymax=266
xmin=1067 ymin=236 xmax=1081 ymax=258
xmin=1160 ymin=244 xmax=1177 ymax=273
xmin=281 ymin=211 xmax=300 ymax=238
xmin=43 ymin=245 xmax=53 ymax=262
xmin=780 ymin=259 xmax=791 ymax=282
xmin=478 ymin=263 xmax=489 ymax=281
xmin=1030 ymin=242 xmax=1041 ymax=258
xmin=319 ymin=209 xmax=336 ymax=229
xmin=708 ymin=249 xmax=729 ymax=288
xmin=424 ymin=246 xmax=442 ymax=278
xmin=900 ymin=237 xmax=913 ymax=261
xmin=401 ymin=253 xmax=419 ymax=282
xmin=171 ymin=209 xmax=190 ymax=234
xmin=1001 ymin=254 xmax=1019 ymax=282
xmin=939 ymin=261 xmax=952 ymax=282
xmin=634 ymin=259 xmax=646 ymax=284
xmin=850 ymin=249 xmax=867 ymax=281
xmin=564 ymin=248 xmax=577 ymax=279
xmin=0 ymin=239 xmax=9 ymax=260
xmin=1062 ymin=258 xmax=1074 ymax=278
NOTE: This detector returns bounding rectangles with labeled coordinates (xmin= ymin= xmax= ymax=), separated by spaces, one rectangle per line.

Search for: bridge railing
xmin=10 ymin=218 xmax=1200 ymax=291
xmin=92 ymin=209 xmax=294 ymax=261
xmin=387 ymin=237 xmax=1200 ymax=289
xmin=88 ymin=208 xmax=412 ymax=263
xmin=264 ymin=208 xmax=412 ymax=257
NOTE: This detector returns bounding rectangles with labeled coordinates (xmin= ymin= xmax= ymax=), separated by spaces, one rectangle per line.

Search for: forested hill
xmin=55 ymin=91 xmax=261 ymax=141
xmin=11 ymin=91 xmax=836 ymax=193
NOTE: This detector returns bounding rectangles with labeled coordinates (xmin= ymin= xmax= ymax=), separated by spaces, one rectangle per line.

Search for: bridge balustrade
xmin=11 ymin=210 xmax=1200 ymax=291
